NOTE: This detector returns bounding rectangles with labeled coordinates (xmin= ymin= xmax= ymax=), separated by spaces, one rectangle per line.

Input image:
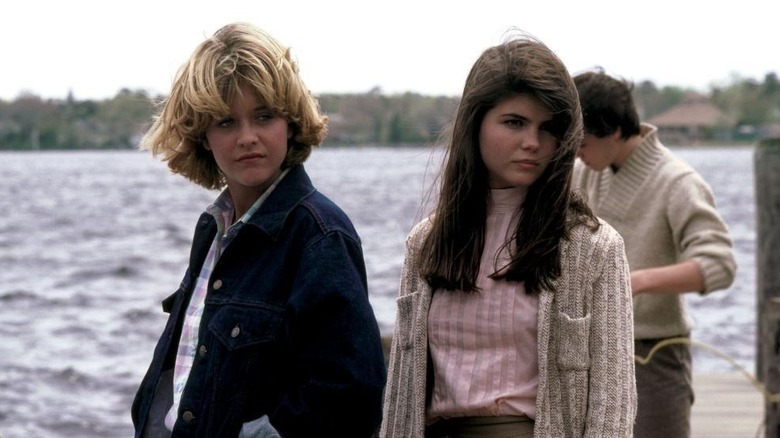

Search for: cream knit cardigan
xmin=380 ymin=217 xmax=637 ymax=437
xmin=572 ymin=124 xmax=736 ymax=339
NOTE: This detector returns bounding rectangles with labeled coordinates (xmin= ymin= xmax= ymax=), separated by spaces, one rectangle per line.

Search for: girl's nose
xmin=522 ymin=130 xmax=541 ymax=150
xmin=237 ymin=123 xmax=258 ymax=147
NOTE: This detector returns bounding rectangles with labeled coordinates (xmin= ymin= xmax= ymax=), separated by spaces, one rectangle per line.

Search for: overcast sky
xmin=2 ymin=0 xmax=777 ymax=101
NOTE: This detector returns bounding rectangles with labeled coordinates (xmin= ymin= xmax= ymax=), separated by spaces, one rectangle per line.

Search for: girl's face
xmin=479 ymin=93 xmax=557 ymax=189
xmin=204 ymin=84 xmax=291 ymax=208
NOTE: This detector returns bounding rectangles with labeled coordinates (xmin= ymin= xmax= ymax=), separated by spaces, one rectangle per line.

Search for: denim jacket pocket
xmin=555 ymin=311 xmax=591 ymax=371
xmin=209 ymin=305 xmax=284 ymax=351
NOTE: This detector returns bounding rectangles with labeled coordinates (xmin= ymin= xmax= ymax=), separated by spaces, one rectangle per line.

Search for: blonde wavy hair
xmin=140 ymin=22 xmax=328 ymax=189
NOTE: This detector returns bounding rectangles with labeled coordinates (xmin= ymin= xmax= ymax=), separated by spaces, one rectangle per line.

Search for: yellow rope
xmin=634 ymin=336 xmax=780 ymax=403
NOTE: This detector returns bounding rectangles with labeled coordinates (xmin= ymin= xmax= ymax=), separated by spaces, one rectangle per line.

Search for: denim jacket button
xmin=182 ymin=411 xmax=195 ymax=421
xmin=198 ymin=345 xmax=207 ymax=356
xmin=213 ymin=279 xmax=223 ymax=290
xmin=231 ymin=326 xmax=240 ymax=338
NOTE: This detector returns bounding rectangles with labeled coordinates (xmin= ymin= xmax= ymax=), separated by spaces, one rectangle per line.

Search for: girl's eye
xmin=216 ymin=117 xmax=234 ymax=127
xmin=256 ymin=112 xmax=274 ymax=121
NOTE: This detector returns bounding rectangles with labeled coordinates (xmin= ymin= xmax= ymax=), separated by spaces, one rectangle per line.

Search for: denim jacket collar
xmin=243 ymin=164 xmax=316 ymax=241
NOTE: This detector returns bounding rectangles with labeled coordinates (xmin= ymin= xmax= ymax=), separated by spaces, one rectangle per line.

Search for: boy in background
xmin=571 ymin=69 xmax=736 ymax=438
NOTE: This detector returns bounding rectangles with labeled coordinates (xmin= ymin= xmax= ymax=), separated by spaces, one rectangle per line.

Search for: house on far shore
xmin=648 ymin=92 xmax=735 ymax=145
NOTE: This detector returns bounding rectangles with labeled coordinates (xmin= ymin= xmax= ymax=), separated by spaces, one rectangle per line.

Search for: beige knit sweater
xmin=572 ymin=124 xmax=737 ymax=339
xmin=380 ymin=217 xmax=637 ymax=437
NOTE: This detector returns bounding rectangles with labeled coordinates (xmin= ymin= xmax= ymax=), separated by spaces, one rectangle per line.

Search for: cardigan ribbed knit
xmin=380 ymin=216 xmax=637 ymax=437
xmin=572 ymin=124 xmax=737 ymax=339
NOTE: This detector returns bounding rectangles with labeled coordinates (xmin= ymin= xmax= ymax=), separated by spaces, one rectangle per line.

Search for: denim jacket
xmin=132 ymin=165 xmax=387 ymax=437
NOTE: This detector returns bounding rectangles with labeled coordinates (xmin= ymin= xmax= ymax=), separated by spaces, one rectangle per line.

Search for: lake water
xmin=0 ymin=145 xmax=758 ymax=437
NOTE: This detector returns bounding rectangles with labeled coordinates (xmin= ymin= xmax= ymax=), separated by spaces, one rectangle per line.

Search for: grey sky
xmin=2 ymin=0 xmax=777 ymax=101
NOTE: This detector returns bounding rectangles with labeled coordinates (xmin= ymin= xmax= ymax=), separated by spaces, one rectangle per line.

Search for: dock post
xmin=756 ymin=137 xmax=780 ymax=437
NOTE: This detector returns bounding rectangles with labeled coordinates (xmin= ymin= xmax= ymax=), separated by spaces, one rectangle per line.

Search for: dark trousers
xmin=426 ymin=415 xmax=534 ymax=438
xmin=634 ymin=337 xmax=694 ymax=438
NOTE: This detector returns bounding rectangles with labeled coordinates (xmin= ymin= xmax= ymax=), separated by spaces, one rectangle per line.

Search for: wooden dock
xmin=692 ymin=372 xmax=765 ymax=437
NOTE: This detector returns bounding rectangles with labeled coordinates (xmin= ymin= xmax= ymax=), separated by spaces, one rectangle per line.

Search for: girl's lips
xmin=514 ymin=159 xmax=539 ymax=167
xmin=237 ymin=153 xmax=264 ymax=162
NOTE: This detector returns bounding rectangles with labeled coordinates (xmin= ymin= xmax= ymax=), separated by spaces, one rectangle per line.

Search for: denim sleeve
xmin=270 ymin=230 xmax=386 ymax=437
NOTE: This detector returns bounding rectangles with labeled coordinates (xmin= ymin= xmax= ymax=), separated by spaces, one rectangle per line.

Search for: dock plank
xmin=692 ymin=372 xmax=764 ymax=437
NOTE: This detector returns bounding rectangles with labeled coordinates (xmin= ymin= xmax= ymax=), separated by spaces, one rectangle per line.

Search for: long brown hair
xmin=420 ymin=33 xmax=598 ymax=295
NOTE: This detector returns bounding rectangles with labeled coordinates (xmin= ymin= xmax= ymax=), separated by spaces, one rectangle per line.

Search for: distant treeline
xmin=1 ymin=73 xmax=778 ymax=150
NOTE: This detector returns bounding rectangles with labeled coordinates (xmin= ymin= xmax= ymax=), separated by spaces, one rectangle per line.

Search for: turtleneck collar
xmin=488 ymin=186 xmax=527 ymax=214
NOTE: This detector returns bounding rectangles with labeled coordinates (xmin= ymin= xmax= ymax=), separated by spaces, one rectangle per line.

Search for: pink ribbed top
xmin=427 ymin=187 xmax=538 ymax=420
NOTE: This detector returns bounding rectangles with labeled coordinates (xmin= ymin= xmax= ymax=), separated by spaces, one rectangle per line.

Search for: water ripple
xmin=0 ymin=147 xmax=757 ymax=436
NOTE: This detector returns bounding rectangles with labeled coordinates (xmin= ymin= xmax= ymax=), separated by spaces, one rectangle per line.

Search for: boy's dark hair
xmin=574 ymin=68 xmax=640 ymax=140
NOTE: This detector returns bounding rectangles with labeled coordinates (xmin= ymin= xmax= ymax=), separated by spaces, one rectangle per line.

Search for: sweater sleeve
xmin=584 ymin=225 xmax=637 ymax=437
xmin=666 ymin=171 xmax=736 ymax=294
xmin=380 ymin=220 xmax=432 ymax=438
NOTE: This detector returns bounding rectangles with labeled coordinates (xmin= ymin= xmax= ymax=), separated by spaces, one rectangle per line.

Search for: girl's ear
xmin=203 ymin=140 xmax=211 ymax=151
